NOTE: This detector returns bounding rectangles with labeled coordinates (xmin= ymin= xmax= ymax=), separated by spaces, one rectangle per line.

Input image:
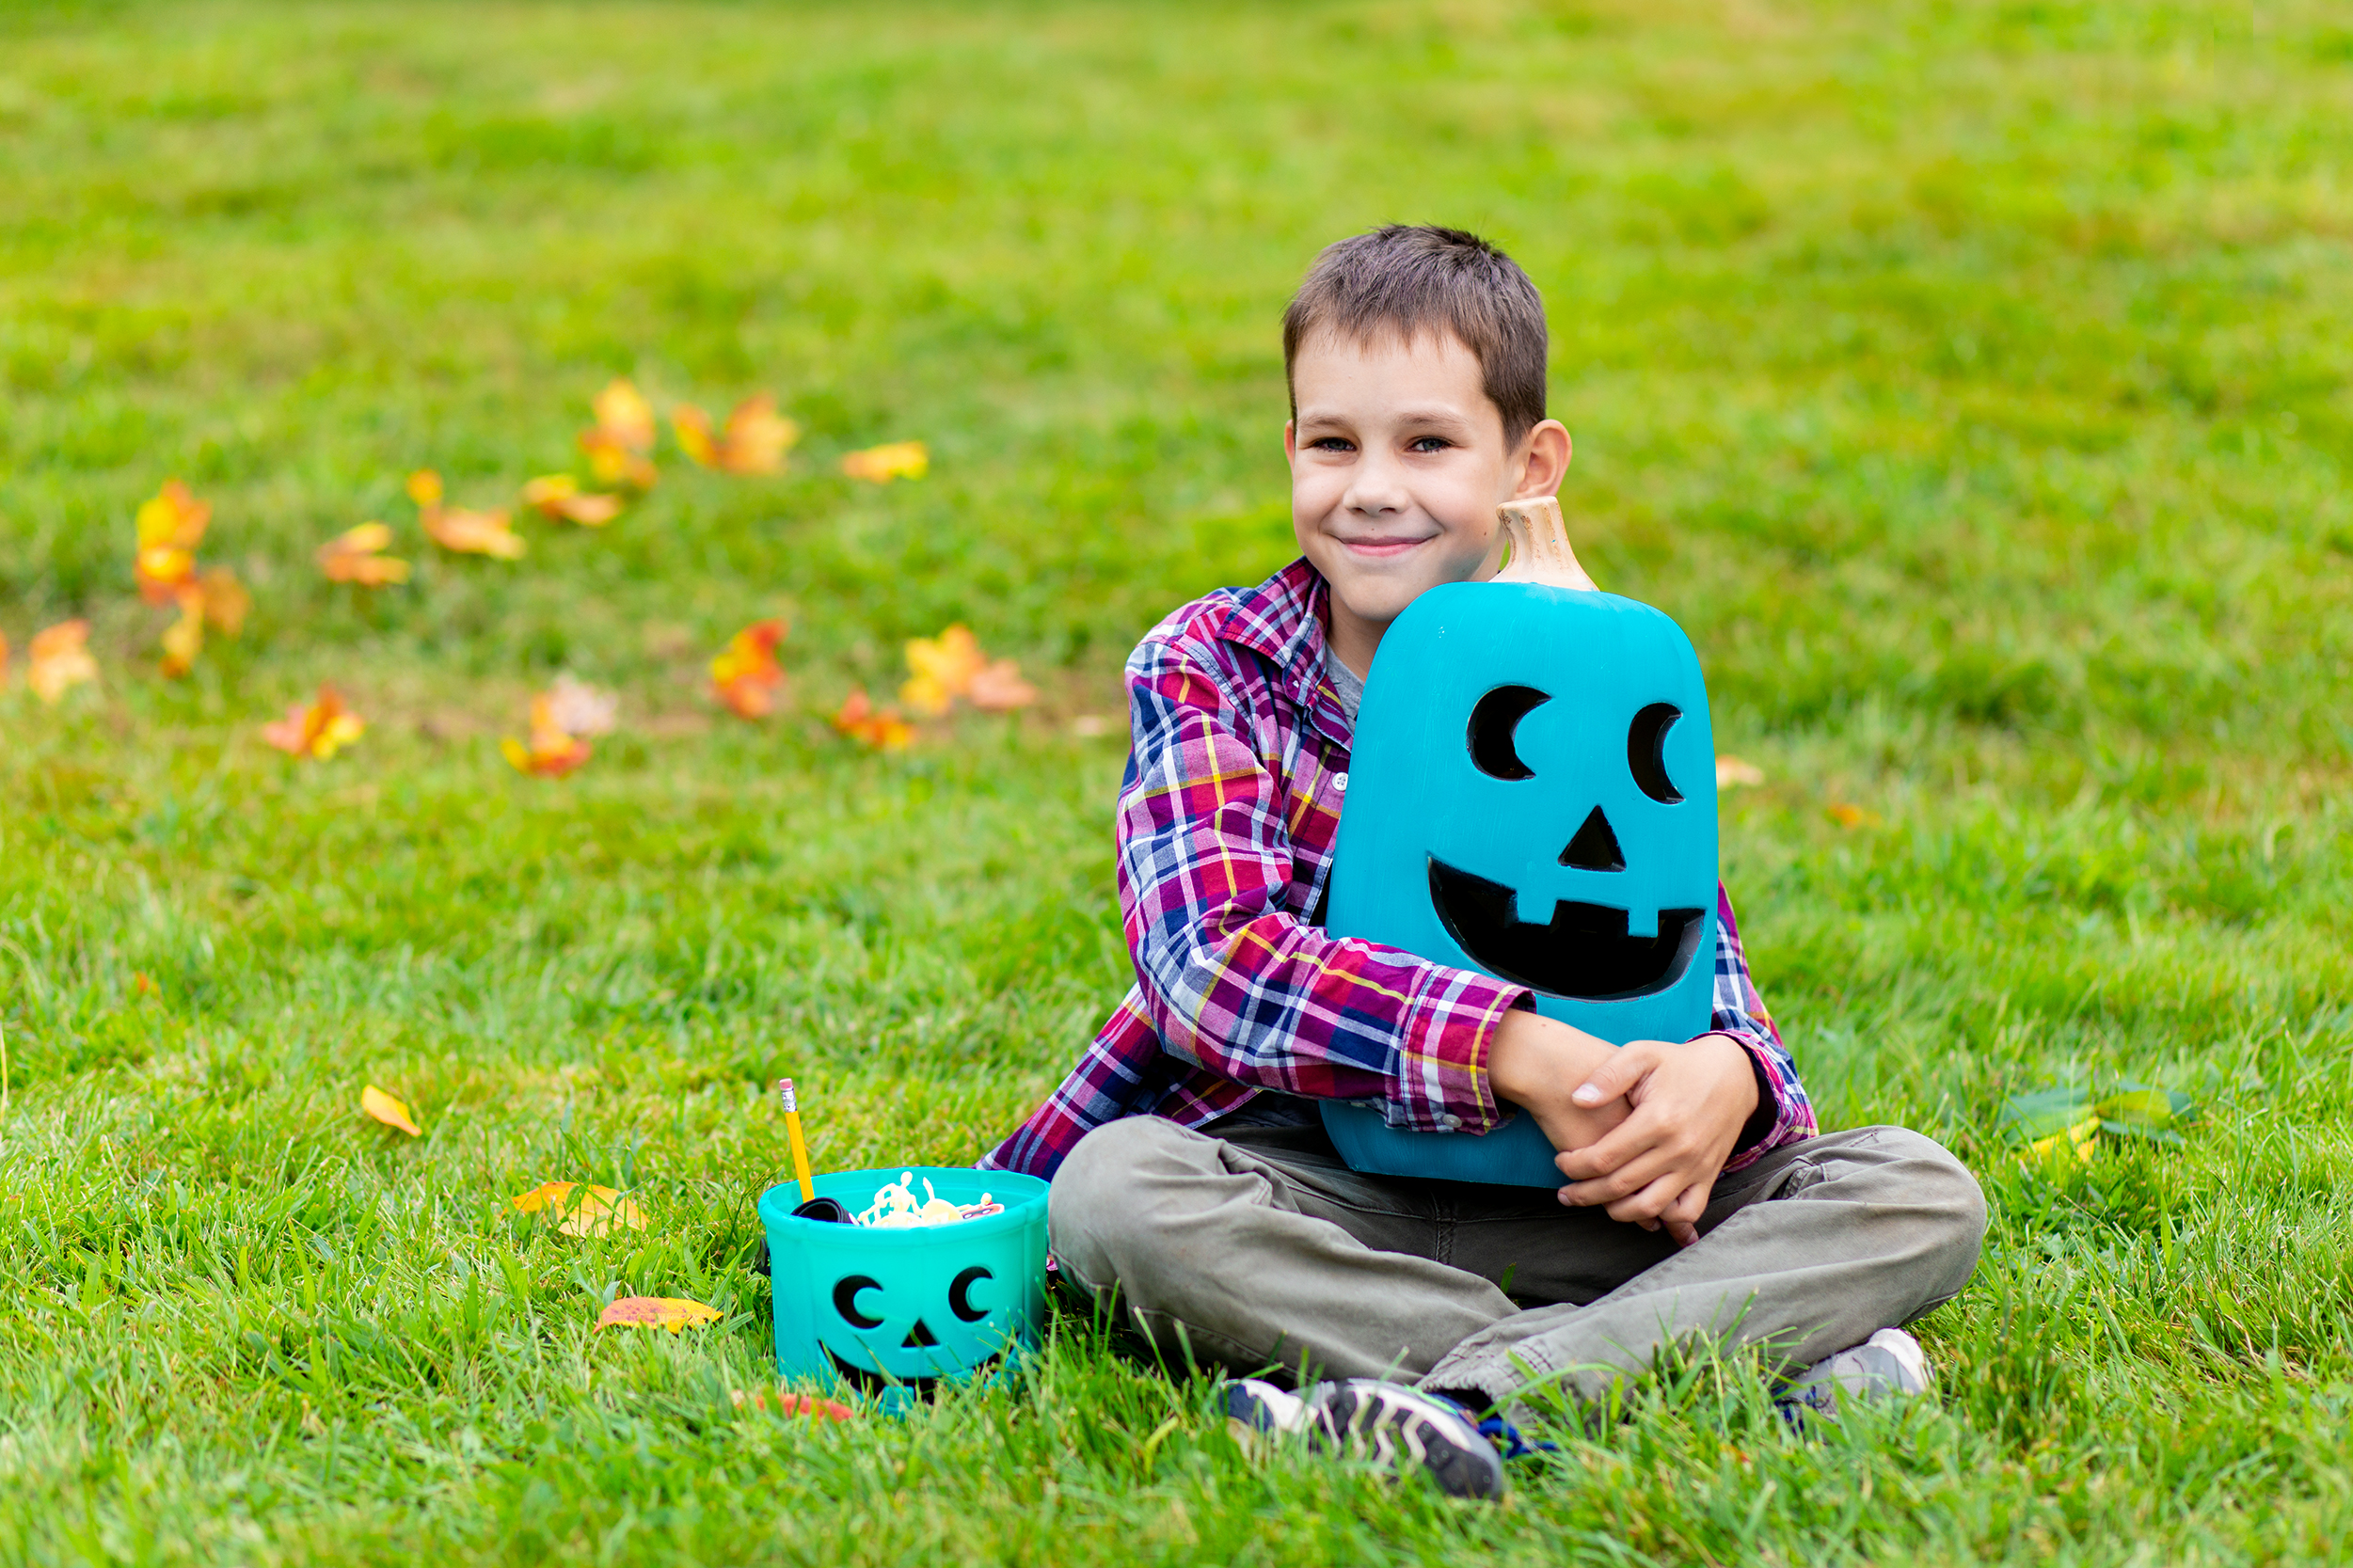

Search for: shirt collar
xmin=1209 ymin=557 xmax=1356 ymax=748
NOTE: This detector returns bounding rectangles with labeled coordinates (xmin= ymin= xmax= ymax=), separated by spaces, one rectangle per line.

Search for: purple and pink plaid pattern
xmin=980 ymin=558 xmax=1815 ymax=1180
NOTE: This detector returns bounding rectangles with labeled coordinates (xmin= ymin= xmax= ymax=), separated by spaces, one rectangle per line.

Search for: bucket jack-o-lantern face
xmin=1319 ymin=500 xmax=1721 ymax=1186
xmin=819 ymin=1260 xmax=1010 ymax=1389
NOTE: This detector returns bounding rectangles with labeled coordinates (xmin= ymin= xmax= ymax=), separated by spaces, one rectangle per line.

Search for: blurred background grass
xmin=3 ymin=1 xmax=2351 ymax=1562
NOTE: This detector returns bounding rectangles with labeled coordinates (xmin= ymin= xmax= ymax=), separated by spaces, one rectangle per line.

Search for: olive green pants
xmin=1048 ymin=1114 xmax=1985 ymax=1407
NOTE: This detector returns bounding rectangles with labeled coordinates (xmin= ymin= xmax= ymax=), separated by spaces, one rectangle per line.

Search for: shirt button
xmin=1333 ymin=771 xmax=1349 ymax=793
xmin=1439 ymin=1114 xmax=1461 ymax=1130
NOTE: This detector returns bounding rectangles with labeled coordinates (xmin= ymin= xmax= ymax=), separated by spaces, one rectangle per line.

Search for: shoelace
xmin=1473 ymin=1411 xmax=1560 ymax=1461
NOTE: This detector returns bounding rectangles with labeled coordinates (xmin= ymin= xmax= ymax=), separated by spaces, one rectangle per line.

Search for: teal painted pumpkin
xmin=1321 ymin=504 xmax=1720 ymax=1187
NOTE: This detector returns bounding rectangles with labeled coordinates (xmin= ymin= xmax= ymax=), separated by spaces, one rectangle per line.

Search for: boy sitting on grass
xmin=979 ymin=225 xmax=1985 ymax=1499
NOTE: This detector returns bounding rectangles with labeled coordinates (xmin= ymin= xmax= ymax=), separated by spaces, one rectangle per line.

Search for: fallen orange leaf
xmin=27 ymin=621 xmax=99 ymax=705
xmin=709 ymin=619 xmax=788 ymax=719
xmin=317 ymin=523 xmax=411 ymax=586
xmin=521 ymin=473 xmax=626 ymax=527
xmin=579 ymin=378 xmax=660 ymax=489
xmin=596 ymin=1295 xmax=723 ymax=1332
xmin=410 ymin=469 xmax=525 ymax=559
xmin=511 ymin=1180 xmax=647 ymax=1237
xmin=262 ymin=684 xmax=365 ymax=760
xmin=833 ymin=689 xmax=914 ymax=751
xmin=673 ymin=396 xmax=799 ymax=475
xmin=501 ymin=692 xmax=595 ymax=778
xmin=1828 ymin=801 xmax=1880 ymax=829
xmin=134 ymin=479 xmax=211 ymax=604
xmin=361 ymin=1084 xmax=422 ymax=1137
xmin=840 ymin=440 xmax=929 ymax=484
xmin=731 ymin=1386 xmax=855 ymax=1421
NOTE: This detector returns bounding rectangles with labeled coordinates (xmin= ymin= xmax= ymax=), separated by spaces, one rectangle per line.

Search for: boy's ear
xmin=1283 ymin=420 xmax=1297 ymax=469
xmin=1511 ymin=420 xmax=1573 ymax=499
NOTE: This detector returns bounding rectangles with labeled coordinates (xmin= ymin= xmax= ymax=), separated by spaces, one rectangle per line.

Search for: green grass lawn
xmin=4 ymin=0 xmax=2351 ymax=1560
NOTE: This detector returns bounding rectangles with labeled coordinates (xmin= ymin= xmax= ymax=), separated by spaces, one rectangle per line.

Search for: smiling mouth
xmin=1427 ymin=857 xmax=1704 ymax=1000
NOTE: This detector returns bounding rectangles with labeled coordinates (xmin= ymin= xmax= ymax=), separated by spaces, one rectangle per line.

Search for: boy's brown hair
xmin=1281 ymin=225 xmax=1549 ymax=448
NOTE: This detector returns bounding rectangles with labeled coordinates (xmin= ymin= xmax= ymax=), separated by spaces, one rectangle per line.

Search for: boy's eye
xmin=1407 ymin=436 xmax=1454 ymax=452
xmin=1309 ymin=436 xmax=1356 ymax=452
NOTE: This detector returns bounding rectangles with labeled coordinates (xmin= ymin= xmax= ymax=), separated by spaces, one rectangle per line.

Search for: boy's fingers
xmin=1560 ymin=1136 xmax=1681 ymax=1206
xmin=1569 ymin=1046 xmax=1652 ymax=1110
xmin=1601 ymin=1169 xmax=1690 ymax=1227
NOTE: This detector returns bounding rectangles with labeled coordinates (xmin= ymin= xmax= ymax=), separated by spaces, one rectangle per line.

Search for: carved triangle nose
xmin=1560 ymin=806 xmax=1626 ymax=872
xmin=902 ymin=1318 xmax=941 ymax=1349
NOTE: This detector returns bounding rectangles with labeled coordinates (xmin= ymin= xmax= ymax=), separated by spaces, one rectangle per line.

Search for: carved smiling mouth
xmin=1428 ymin=857 xmax=1704 ymax=1001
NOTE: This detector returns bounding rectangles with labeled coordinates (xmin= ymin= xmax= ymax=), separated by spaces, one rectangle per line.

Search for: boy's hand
xmin=1550 ymin=1034 xmax=1759 ymax=1246
xmin=1487 ymin=1009 xmax=1633 ymax=1163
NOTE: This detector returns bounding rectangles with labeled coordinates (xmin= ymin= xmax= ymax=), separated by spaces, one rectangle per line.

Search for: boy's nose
xmin=1559 ymin=805 xmax=1625 ymax=872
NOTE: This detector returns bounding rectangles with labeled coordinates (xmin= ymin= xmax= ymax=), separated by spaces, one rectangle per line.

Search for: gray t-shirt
xmin=1325 ymin=646 xmax=1365 ymax=723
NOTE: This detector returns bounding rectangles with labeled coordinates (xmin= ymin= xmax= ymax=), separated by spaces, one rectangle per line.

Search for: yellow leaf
xmin=135 ymin=480 xmax=211 ymax=604
xmin=596 ymin=1295 xmax=722 ymax=1332
xmin=2027 ymin=1114 xmax=2100 ymax=1168
xmin=361 ymin=1085 xmax=422 ymax=1137
xmin=589 ymin=378 xmax=657 ymax=452
xmin=840 ymin=440 xmax=929 ymax=484
xmin=160 ymin=591 xmax=205 ymax=677
xmin=511 ymin=1180 xmax=647 ymax=1237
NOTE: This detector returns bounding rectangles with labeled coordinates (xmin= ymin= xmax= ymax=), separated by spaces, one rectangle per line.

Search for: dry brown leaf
xmin=361 ymin=1084 xmax=422 ymax=1137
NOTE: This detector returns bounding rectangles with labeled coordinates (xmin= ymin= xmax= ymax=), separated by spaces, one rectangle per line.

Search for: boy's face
xmin=1286 ymin=328 xmax=1569 ymax=673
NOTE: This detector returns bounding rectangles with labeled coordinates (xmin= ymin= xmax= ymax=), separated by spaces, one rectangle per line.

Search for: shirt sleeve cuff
xmin=1381 ymin=970 xmax=1528 ymax=1132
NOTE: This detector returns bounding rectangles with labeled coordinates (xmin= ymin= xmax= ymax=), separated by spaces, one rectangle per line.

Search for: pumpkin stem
xmin=1491 ymin=497 xmax=1598 ymax=591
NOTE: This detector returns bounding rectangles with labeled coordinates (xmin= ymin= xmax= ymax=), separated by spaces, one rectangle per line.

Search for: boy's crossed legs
xmin=1049 ymin=1114 xmax=1985 ymax=1411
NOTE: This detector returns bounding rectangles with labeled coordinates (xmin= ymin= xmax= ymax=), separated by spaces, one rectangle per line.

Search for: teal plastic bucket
xmin=758 ymin=1166 xmax=1049 ymax=1398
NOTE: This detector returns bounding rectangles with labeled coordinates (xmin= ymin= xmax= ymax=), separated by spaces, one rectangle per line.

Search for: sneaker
xmin=1781 ymin=1327 xmax=1932 ymax=1419
xmin=1222 ymin=1376 xmax=1314 ymax=1450
xmin=1221 ymin=1376 xmax=1506 ymax=1499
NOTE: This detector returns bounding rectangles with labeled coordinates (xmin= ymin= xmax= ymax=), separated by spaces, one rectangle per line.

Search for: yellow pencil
xmin=778 ymin=1077 xmax=815 ymax=1204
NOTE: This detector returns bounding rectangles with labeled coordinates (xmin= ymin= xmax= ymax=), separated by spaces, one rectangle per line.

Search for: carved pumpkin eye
xmin=1467 ymin=685 xmax=1550 ymax=780
xmin=1628 ymin=703 xmax=1684 ymax=803
xmin=833 ymin=1275 xmax=884 ymax=1329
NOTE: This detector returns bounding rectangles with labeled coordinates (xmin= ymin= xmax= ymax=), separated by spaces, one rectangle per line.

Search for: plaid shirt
xmin=981 ymin=558 xmax=1815 ymax=1180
